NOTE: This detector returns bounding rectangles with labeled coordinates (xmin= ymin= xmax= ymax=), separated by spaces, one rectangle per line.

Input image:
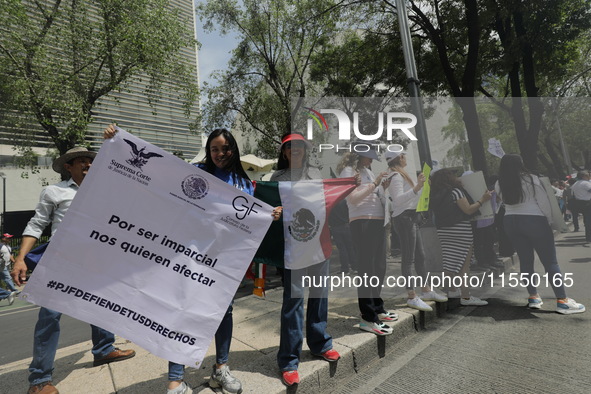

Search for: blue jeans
xmin=277 ymin=260 xmax=332 ymax=371
xmin=392 ymin=211 xmax=427 ymax=290
xmin=503 ymin=215 xmax=567 ymax=299
xmin=1 ymin=266 xmax=17 ymax=291
xmin=168 ymin=303 xmax=233 ymax=380
xmin=29 ymin=307 xmax=116 ymax=385
xmin=0 ymin=287 xmax=10 ymax=300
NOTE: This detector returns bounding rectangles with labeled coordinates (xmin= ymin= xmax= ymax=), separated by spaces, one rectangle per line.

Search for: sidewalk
xmin=0 ymin=255 xmax=516 ymax=394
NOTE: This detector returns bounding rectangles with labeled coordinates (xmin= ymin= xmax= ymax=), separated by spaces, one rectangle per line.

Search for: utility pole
xmin=395 ymin=0 xmax=432 ymax=167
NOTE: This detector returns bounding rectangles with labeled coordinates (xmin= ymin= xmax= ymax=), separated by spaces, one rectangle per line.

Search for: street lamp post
xmin=0 ymin=172 xmax=5 ymax=235
xmin=395 ymin=0 xmax=432 ymax=167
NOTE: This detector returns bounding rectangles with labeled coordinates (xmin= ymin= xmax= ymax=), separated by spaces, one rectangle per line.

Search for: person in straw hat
xmin=11 ymin=147 xmax=136 ymax=394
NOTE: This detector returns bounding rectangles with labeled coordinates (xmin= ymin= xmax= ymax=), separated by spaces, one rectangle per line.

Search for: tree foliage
xmin=197 ymin=0 xmax=341 ymax=157
xmin=0 ymin=0 xmax=199 ymax=154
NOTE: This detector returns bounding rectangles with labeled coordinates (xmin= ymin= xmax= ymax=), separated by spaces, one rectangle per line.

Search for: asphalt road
xmin=0 ymin=267 xmax=284 ymax=365
xmin=332 ymin=231 xmax=591 ymax=394
xmin=0 ymin=301 xmax=91 ymax=365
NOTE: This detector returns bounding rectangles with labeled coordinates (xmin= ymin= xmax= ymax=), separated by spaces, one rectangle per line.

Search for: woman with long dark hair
xmin=271 ymin=132 xmax=340 ymax=387
xmin=104 ymin=125 xmax=276 ymax=394
xmin=430 ymin=168 xmax=490 ymax=305
xmin=496 ymin=154 xmax=585 ymax=314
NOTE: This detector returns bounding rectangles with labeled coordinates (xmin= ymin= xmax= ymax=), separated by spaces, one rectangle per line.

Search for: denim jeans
xmin=503 ymin=215 xmax=567 ymax=299
xmin=350 ymin=219 xmax=387 ymax=323
xmin=29 ymin=307 xmax=116 ymax=385
xmin=0 ymin=287 xmax=10 ymax=300
xmin=277 ymin=260 xmax=332 ymax=371
xmin=168 ymin=303 xmax=233 ymax=380
xmin=392 ymin=211 xmax=427 ymax=290
xmin=1 ymin=266 xmax=17 ymax=291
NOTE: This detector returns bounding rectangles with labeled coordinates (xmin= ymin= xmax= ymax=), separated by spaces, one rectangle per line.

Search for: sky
xmin=194 ymin=5 xmax=238 ymax=95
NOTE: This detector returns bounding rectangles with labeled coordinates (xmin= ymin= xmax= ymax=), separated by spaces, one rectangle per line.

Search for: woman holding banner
xmin=104 ymin=126 xmax=280 ymax=394
xmin=385 ymin=151 xmax=447 ymax=311
xmin=429 ymin=168 xmax=490 ymax=306
xmin=271 ymin=132 xmax=340 ymax=387
xmin=496 ymin=154 xmax=585 ymax=314
xmin=337 ymin=142 xmax=397 ymax=336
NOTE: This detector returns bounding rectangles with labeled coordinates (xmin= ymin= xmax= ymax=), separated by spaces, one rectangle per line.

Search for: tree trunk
xmin=457 ymin=98 xmax=488 ymax=177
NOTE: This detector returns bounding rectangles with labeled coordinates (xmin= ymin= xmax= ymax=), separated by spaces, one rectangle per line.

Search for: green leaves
xmin=1 ymin=0 xmax=199 ymax=153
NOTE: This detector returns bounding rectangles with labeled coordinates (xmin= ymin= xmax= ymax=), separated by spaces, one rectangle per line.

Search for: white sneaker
xmin=8 ymin=291 xmax=15 ymax=306
xmin=556 ymin=298 xmax=586 ymax=315
xmin=460 ymin=296 xmax=488 ymax=306
xmin=209 ymin=365 xmax=242 ymax=394
xmin=527 ymin=297 xmax=543 ymax=309
xmin=377 ymin=311 xmax=398 ymax=322
xmin=406 ymin=297 xmax=433 ymax=311
xmin=359 ymin=320 xmax=393 ymax=336
xmin=421 ymin=291 xmax=448 ymax=302
xmin=166 ymin=381 xmax=193 ymax=394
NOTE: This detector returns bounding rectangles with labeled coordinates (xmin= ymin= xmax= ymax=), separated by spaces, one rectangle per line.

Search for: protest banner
xmin=23 ymin=129 xmax=274 ymax=367
xmin=459 ymin=171 xmax=494 ymax=221
xmin=416 ymin=162 xmax=432 ymax=212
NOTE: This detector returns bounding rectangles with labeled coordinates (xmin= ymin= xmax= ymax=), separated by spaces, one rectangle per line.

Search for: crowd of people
xmin=3 ymin=133 xmax=590 ymax=394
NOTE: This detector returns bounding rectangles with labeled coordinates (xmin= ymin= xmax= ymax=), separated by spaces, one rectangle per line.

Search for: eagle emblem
xmin=123 ymin=139 xmax=163 ymax=169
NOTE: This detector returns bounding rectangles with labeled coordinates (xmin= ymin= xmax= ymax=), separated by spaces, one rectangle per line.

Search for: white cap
xmin=385 ymin=150 xmax=403 ymax=163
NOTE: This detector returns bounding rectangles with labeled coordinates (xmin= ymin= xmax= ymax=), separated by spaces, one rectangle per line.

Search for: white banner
xmin=459 ymin=171 xmax=494 ymax=221
xmin=487 ymin=138 xmax=505 ymax=158
xmin=23 ymin=130 xmax=273 ymax=367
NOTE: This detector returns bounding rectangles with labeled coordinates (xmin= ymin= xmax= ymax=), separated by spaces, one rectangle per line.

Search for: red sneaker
xmin=314 ymin=349 xmax=340 ymax=362
xmin=282 ymin=370 xmax=300 ymax=386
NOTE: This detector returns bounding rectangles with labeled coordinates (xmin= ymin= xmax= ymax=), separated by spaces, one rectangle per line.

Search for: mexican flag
xmin=254 ymin=178 xmax=356 ymax=270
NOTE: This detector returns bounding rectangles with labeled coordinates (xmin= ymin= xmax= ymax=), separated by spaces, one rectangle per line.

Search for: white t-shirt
xmin=339 ymin=166 xmax=384 ymax=221
xmin=0 ymin=244 xmax=11 ymax=271
xmin=387 ymin=171 xmax=420 ymax=218
xmin=495 ymin=175 xmax=550 ymax=218
xmin=572 ymin=179 xmax=591 ymax=201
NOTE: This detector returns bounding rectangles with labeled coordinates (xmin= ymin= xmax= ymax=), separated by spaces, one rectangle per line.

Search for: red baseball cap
xmin=2 ymin=233 xmax=13 ymax=238
xmin=280 ymin=133 xmax=312 ymax=149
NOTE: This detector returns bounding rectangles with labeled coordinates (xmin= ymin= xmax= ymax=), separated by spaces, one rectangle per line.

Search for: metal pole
xmin=0 ymin=173 xmax=5 ymax=234
xmin=395 ymin=0 xmax=432 ymax=167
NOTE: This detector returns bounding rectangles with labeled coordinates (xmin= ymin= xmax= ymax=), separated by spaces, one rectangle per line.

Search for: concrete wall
xmin=0 ymin=167 xmax=61 ymax=212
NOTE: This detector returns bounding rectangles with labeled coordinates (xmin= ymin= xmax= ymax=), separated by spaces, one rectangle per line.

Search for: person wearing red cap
xmin=0 ymin=231 xmax=16 ymax=304
xmin=271 ymin=132 xmax=340 ymax=387
xmin=0 ymin=233 xmax=18 ymax=295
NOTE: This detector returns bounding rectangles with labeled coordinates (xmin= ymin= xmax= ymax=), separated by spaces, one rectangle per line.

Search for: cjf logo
xmin=123 ymin=139 xmax=164 ymax=169
xmin=304 ymin=107 xmax=417 ymax=141
xmin=288 ymin=208 xmax=320 ymax=242
xmin=181 ymin=175 xmax=209 ymax=200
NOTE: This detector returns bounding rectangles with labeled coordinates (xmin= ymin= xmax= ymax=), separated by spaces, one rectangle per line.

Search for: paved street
xmin=332 ymin=230 xmax=591 ymax=394
xmin=1 ymin=229 xmax=589 ymax=394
